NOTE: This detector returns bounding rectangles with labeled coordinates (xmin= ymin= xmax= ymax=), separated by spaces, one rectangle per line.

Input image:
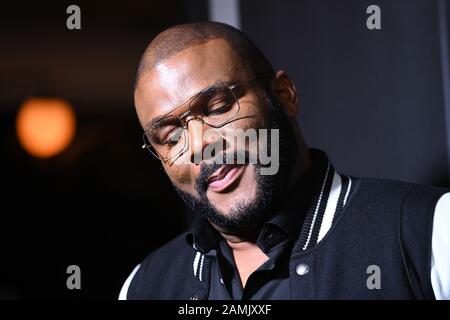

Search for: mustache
xmin=195 ymin=151 xmax=251 ymax=194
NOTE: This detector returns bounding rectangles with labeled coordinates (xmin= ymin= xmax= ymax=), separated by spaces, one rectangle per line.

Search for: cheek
xmin=238 ymin=94 xmax=270 ymax=126
xmin=163 ymin=163 xmax=197 ymax=193
xmin=222 ymin=111 xmax=268 ymax=155
xmin=225 ymin=109 xmax=267 ymax=133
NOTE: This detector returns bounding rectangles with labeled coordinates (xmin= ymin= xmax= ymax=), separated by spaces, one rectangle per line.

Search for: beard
xmin=173 ymin=92 xmax=298 ymax=235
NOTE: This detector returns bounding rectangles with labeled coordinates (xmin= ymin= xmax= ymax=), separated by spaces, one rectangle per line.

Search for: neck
xmin=219 ymin=229 xmax=260 ymax=250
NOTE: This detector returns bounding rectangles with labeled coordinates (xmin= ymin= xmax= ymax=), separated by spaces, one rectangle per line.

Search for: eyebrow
xmin=144 ymin=79 xmax=239 ymax=132
xmin=145 ymin=115 xmax=165 ymax=132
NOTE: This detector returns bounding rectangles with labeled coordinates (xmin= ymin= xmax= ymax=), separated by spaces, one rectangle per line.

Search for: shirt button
xmin=296 ymin=263 xmax=310 ymax=276
xmin=220 ymin=278 xmax=224 ymax=285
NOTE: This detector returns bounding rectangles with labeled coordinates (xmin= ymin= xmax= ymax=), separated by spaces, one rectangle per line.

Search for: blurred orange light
xmin=16 ymin=97 xmax=76 ymax=158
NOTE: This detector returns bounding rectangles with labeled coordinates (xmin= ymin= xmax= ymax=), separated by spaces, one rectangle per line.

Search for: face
xmin=135 ymin=39 xmax=298 ymax=234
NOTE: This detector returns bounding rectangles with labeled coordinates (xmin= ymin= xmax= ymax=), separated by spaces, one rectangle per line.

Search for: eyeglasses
xmin=142 ymin=71 xmax=274 ymax=162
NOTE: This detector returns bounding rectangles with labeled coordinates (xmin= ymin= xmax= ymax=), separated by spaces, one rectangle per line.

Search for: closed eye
xmin=206 ymin=101 xmax=233 ymax=116
xmin=162 ymin=127 xmax=184 ymax=145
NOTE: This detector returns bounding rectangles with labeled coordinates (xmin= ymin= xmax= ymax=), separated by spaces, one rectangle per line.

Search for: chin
xmin=212 ymin=198 xmax=253 ymax=218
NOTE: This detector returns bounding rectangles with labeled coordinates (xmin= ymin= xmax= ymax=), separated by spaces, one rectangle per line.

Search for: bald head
xmin=135 ymin=21 xmax=274 ymax=88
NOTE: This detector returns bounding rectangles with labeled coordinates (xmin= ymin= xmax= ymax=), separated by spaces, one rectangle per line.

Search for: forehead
xmin=134 ymin=39 xmax=250 ymax=127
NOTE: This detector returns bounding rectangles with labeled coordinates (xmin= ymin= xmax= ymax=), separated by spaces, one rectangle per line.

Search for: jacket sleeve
xmin=399 ymin=185 xmax=449 ymax=299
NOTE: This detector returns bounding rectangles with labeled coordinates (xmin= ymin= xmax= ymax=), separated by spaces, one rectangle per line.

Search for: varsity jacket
xmin=120 ymin=156 xmax=449 ymax=300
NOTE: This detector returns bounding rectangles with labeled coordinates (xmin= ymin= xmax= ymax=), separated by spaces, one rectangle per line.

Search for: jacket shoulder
xmin=126 ymin=232 xmax=198 ymax=300
xmin=356 ymin=176 xmax=448 ymax=299
xmin=351 ymin=176 xmax=447 ymax=201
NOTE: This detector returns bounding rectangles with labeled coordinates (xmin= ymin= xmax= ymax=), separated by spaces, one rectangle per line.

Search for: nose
xmin=186 ymin=118 xmax=224 ymax=164
xmin=187 ymin=118 xmax=203 ymax=164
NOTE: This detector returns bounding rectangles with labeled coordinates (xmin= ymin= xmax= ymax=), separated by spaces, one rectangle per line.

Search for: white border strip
xmin=199 ymin=254 xmax=205 ymax=282
xmin=343 ymin=177 xmax=352 ymax=206
xmin=193 ymin=251 xmax=201 ymax=277
xmin=303 ymin=162 xmax=331 ymax=250
xmin=318 ymin=172 xmax=342 ymax=243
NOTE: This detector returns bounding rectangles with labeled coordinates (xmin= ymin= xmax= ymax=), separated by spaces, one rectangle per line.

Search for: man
xmin=120 ymin=22 xmax=450 ymax=300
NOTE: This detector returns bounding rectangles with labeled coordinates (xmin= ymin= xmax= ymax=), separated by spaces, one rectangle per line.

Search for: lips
xmin=207 ymin=164 xmax=244 ymax=192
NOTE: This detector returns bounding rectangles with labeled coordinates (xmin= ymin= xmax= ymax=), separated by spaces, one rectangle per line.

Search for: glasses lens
xmin=143 ymin=115 xmax=188 ymax=161
xmin=189 ymin=85 xmax=239 ymax=127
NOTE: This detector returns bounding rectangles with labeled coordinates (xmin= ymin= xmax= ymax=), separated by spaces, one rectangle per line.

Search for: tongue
xmin=209 ymin=166 xmax=236 ymax=189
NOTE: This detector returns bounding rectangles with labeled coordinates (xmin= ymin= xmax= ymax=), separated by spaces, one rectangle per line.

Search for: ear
xmin=271 ymin=70 xmax=299 ymax=118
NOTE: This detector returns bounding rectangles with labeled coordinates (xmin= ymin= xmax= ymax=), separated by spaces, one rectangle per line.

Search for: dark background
xmin=0 ymin=0 xmax=449 ymax=299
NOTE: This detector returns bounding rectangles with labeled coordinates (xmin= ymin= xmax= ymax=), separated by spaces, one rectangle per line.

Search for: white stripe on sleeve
xmin=118 ymin=264 xmax=141 ymax=300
